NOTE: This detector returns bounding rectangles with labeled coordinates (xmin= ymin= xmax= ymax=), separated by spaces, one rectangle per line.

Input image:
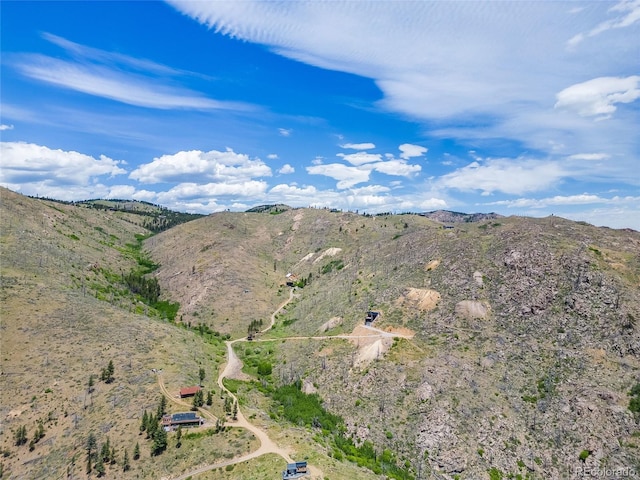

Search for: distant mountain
xmin=420 ymin=209 xmax=504 ymax=223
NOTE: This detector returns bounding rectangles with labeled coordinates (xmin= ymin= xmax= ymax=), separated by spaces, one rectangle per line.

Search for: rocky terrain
xmin=1 ymin=188 xmax=639 ymax=479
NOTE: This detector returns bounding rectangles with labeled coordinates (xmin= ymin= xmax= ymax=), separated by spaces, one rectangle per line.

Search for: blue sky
xmin=1 ymin=1 xmax=639 ymax=229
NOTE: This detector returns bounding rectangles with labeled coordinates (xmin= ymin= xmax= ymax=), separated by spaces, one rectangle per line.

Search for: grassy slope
xmin=150 ymin=207 xmax=640 ymax=478
xmin=3 ymin=188 xmax=640 ymax=479
xmin=0 ymin=190 xmax=380 ymax=480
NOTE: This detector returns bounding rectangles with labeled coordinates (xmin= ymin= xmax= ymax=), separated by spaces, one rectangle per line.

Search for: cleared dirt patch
xmin=396 ymin=287 xmax=441 ymax=311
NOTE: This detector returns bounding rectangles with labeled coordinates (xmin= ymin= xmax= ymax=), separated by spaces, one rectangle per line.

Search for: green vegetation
xmin=100 ymin=360 xmax=115 ymax=384
xmin=78 ymin=199 xmax=204 ymax=232
xmin=265 ymin=380 xmax=413 ymax=480
xmin=320 ymin=259 xmax=344 ymax=274
xmin=488 ymin=467 xmax=503 ymax=480
xmin=629 ymin=383 xmax=640 ymax=417
xmin=579 ymin=449 xmax=591 ymax=462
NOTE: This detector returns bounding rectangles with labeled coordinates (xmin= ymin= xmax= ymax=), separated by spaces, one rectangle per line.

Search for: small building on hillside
xmin=364 ymin=311 xmax=380 ymax=326
xmin=161 ymin=412 xmax=204 ymax=431
xmin=179 ymin=386 xmax=201 ymax=398
xmin=282 ymin=461 xmax=308 ymax=479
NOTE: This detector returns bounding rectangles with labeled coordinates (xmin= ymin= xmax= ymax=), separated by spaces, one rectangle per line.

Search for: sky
xmin=1 ymin=1 xmax=639 ymax=229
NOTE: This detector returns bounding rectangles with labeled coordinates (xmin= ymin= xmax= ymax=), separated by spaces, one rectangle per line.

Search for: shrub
xmin=579 ymin=450 xmax=591 ymax=462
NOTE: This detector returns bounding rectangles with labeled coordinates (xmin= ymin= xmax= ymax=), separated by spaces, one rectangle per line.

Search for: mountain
xmin=419 ymin=210 xmax=504 ymax=224
xmin=1 ymin=187 xmax=639 ymax=480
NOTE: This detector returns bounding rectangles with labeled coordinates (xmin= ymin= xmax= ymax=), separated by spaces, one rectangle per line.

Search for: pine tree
xmin=151 ymin=427 xmax=167 ymax=456
xmin=156 ymin=395 xmax=167 ymax=420
xmin=14 ymin=425 xmax=27 ymax=446
xmin=94 ymin=456 xmax=105 ymax=477
xmin=86 ymin=432 xmax=97 ymax=474
xmin=140 ymin=410 xmax=148 ymax=433
xmin=206 ymin=390 xmax=213 ymax=406
xmin=191 ymin=389 xmax=204 ymax=410
xmin=33 ymin=421 xmax=45 ymax=443
xmin=122 ymin=448 xmax=131 ymax=471
xmin=100 ymin=438 xmax=110 ymax=463
xmin=199 ymin=367 xmax=206 ymax=385
xmin=232 ymin=400 xmax=238 ymax=420
xmin=133 ymin=442 xmax=140 ymax=460
xmin=146 ymin=416 xmax=158 ymax=439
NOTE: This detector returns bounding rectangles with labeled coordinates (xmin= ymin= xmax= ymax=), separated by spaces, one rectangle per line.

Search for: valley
xmin=1 ymin=188 xmax=639 ymax=479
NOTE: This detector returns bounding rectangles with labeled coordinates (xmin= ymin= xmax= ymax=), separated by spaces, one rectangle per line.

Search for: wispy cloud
xmin=278 ymin=128 xmax=293 ymax=137
xmin=0 ymin=124 xmax=14 ymax=131
xmin=12 ymin=34 xmax=251 ymax=111
xmin=568 ymin=0 xmax=640 ymax=47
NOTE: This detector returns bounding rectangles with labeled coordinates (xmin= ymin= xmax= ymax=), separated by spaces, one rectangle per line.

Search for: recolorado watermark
xmin=573 ymin=466 xmax=637 ymax=478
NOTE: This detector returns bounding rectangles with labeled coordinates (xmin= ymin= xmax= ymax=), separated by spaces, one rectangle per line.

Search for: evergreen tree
xmin=156 ymin=395 xmax=167 ymax=420
xmin=133 ymin=442 xmax=140 ymax=460
xmin=122 ymin=448 xmax=131 ymax=471
xmin=191 ymin=389 xmax=204 ymax=410
xmin=199 ymin=367 xmax=206 ymax=385
xmin=140 ymin=410 xmax=148 ymax=433
xmin=100 ymin=360 xmax=115 ymax=383
xmin=14 ymin=425 xmax=27 ymax=446
xmin=86 ymin=433 xmax=97 ymax=474
xmin=232 ymin=400 xmax=238 ymax=420
xmin=151 ymin=427 xmax=167 ymax=456
xmin=87 ymin=374 xmax=95 ymax=393
xmin=206 ymin=390 xmax=213 ymax=406
xmin=100 ymin=438 xmax=110 ymax=463
xmin=33 ymin=421 xmax=45 ymax=443
xmin=94 ymin=456 xmax=105 ymax=477
xmin=146 ymin=416 xmax=158 ymax=439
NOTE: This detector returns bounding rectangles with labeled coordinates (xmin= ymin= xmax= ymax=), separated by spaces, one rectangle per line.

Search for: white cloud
xmin=439 ymin=159 xmax=566 ymax=195
xmin=484 ymin=194 xmax=604 ymax=209
xmin=278 ymin=128 xmax=292 ymax=137
xmin=267 ymin=153 xmax=279 ymax=159
xmin=129 ymin=148 xmax=272 ymax=184
xmin=485 ymin=193 xmax=640 ymax=209
xmin=399 ymin=143 xmax=427 ymax=159
xmin=336 ymin=152 xmax=382 ymax=166
xmin=0 ymin=141 xmax=126 ymax=188
xmin=156 ymin=181 xmax=268 ymax=202
xmin=554 ymin=76 xmax=640 ymax=118
xmin=0 ymin=124 xmax=14 ymax=131
xmin=372 ymin=159 xmax=421 ymax=177
xmin=306 ymin=163 xmax=371 ymax=189
xmin=567 ymin=153 xmax=611 ymax=161
xmin=340 ymin=142 xmax=375 ymax=150
xmin=278 ymin=164 xmax=295 ymax=174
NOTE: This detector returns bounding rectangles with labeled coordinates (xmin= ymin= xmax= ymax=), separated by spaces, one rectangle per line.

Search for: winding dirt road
xmin=164 ymin=287 xmax=411 ymax=480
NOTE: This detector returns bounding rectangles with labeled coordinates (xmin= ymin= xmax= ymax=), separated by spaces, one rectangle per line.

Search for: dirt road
xmin=164 ymin=287 xmax=412 ymax=480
